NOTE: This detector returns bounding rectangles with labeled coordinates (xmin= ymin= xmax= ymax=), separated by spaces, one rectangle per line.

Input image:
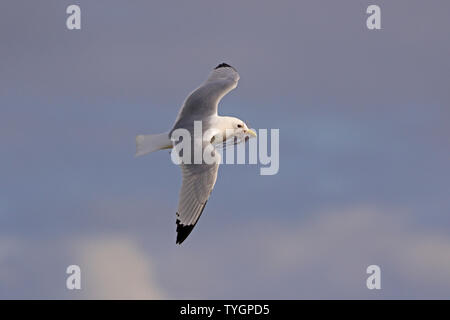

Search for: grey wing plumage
xmin=176 ymin=162 xmax=219 ymax=244
xmin=172 ymin=63 xmax=237 ymax=244
xmin=172 ymin=64 xmax=240 ymax=130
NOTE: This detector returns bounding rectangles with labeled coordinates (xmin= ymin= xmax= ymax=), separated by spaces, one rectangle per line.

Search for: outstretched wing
xmin=172 ymin=63 xmax=240 ymax=129
xmin=176 ymin=161 xmax=219 ymax=244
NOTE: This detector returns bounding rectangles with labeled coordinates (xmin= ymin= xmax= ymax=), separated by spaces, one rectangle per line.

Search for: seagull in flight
xmin=135 ymin=63 xmax=256 ymax=244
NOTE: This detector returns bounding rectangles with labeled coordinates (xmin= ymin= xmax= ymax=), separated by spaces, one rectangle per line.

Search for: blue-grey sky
xmin=1 ymin=0 xmax=450 ymax=299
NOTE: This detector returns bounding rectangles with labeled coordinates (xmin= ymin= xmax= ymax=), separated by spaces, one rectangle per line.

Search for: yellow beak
xmin=246 ymin=129 xmax=257 ymax=138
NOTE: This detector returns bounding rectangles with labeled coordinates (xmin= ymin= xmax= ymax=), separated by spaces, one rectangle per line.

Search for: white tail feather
xmin=135 ymin=132 xmax=172 ymax=157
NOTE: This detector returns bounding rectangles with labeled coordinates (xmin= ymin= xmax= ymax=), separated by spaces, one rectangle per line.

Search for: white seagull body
xmin=135 ymin=63 xmax=256 ymax=244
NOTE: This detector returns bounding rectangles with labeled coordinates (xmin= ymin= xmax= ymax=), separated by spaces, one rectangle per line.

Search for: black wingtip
xmin=176 ymin=219 xmax=195 ymax=245
xmin=175 ymin=201 xmax=208 ymax=245
xmin=214 ymin=63 xmax=234 ymax=70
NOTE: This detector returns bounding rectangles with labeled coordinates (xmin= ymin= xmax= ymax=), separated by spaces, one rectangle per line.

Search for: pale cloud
xmin=0 ymin=238 xmax=22 ymax=290
xmin=0 ymin=235 xmax=165 ymax=299
xmin=156 ymin=207 xmax=450 ymax=298
xmin=258 ymin=207 xmax=450 ymax=295
xmin=73 ymin=236 xmax=166 ymax=299
xmin=1 ymin=207 xmax=450 ymax=299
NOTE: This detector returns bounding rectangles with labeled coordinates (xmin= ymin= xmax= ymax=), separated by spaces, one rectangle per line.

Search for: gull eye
xmin=237 ymin=124 xmax=243 ymax=128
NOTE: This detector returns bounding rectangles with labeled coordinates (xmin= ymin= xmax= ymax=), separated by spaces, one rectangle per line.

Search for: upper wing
xmin=175 ymin=161 xmax=219 ymax=244
xmin=172 ymin=64 xmax=240 ymax=128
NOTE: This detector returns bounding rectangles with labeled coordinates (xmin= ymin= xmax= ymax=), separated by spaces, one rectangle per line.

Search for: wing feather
xmin=172 ymin=65 xmax=239 ymax=131
xmin=175 ymin=162 xmax=219 ymax=244
xmin=172 ymin=64 xmax=237 ymax=244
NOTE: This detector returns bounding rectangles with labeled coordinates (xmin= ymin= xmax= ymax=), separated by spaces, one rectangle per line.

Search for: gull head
xmin=219 ymin=116 xmax=257 ymax=142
